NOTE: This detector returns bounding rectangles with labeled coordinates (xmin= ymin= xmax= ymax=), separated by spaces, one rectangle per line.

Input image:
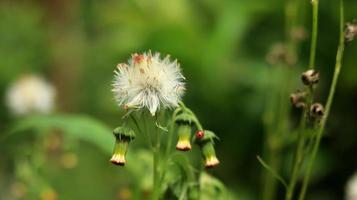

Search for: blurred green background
xmin=0 ymin=0 xmax=356 ymax=199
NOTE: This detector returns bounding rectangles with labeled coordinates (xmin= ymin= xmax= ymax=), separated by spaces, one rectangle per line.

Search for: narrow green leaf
xmin=257 ymin=155 xmax=288 ymax=189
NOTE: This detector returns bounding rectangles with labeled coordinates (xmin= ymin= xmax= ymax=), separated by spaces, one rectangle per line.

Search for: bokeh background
xmin=0 ymin=0 xmax=356 ymax=199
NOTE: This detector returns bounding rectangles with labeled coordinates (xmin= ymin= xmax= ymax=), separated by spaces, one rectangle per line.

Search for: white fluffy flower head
xmin=6 ymin=74 xmax=56 ymax=116
xmin=346 ymin=173 xmax=357 ymax=200
xmin=112 ymin=51 xmax=185 ymax=115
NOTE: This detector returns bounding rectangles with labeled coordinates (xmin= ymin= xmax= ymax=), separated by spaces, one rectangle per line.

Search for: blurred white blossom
xmin=346 ymin=172 xmax=357 ymax=200
xmin=6 ymin=74 xmax=56 ymax=116
xmin=112 ymin=51 xmax=185 ymax=115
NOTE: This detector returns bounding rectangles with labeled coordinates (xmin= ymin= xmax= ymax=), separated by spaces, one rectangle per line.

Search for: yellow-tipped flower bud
xmin=195 ymin=130 xmax=220 ymax=168
xmin=174 ymin=112 xmax=195 ymax=151
xmin=110 ymin=126 xmax=135 ymax=166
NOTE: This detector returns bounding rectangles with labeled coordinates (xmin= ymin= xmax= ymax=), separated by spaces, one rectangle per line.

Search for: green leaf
xmin=257 ymin=155 xmax=288 ymax=189
xmin=2 ymin=114 xmax=113 ymax=154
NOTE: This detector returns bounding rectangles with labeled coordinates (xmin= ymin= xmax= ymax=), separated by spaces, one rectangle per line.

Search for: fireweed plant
xmin=259 ymin=0 xmax=355 ymax=200
xmin=110 ymin=52 xmax=221 ymax=199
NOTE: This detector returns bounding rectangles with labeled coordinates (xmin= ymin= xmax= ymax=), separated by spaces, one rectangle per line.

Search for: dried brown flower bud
xmin=266 ymin=43 xmax=298 ymax=66
xmin=301 ymin=69 xmax=319 ymax=86
xmin=291 ymin=26 xmax=307 ymax=42
xmin=345 ymin=21 xmax=357 ymax=42
xmin=310 ymin=103 xmax=324 ymax=118
xmin=290 ymin=91 xmax=307 ymax=108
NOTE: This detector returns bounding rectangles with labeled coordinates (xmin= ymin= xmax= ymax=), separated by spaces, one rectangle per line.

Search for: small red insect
xmin=196 ymin=130 xmax=204 ymax=139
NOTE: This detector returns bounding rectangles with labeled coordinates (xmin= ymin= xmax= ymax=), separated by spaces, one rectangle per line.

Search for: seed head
xmin=266 ymin=43 xmax=297 ymax=66
xmin=112 ymin=51 xmax=185 ymax=116
xmin=291 ymin=26 xmax=307 ymax=42
xmin=301 ymin=69 xmax=319 ymax=86
xmin=345 ymin=21 xmax=357 ymax=42
xmin=310 ymin=103 xmax=324 ymax=118
xmin=290 ymin=90 xmax=307 ymax=109
xmin=6 ymin=74 xmax=56 ymax=116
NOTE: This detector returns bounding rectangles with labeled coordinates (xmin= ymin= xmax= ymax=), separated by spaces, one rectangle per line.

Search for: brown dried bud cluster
xmin=345 ymin=21 xmax=357 ymax=42
xmin=291 ymin=26 xmax=307 ymax=42
xmin=266 ymin=43 xmax=297 ymax=66
xmin=301 ymin=69 xmax=319 ymax=86
xmin=310 ymin=103 xmax=324 ymax=118
xmin=290 ymin=91 xmax=307 ymax=108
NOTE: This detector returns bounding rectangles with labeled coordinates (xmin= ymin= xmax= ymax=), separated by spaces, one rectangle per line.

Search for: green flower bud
xmin=176 ymin=124 xmax=192 ymax=151
xmin=201 ymin=142 xmax=220 ymax=168
xmin=110 ymin=126 xmax=136 ymax=166
xmin=195 ymin=130 xmax=220 ymax=168
xmin=175 ymin=112 xmax=195 ymax=151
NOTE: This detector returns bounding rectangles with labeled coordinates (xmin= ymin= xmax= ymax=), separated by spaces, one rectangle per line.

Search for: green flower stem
xmin=286 ymin=87 xmax=315 ymax=200
xmin=286 ymin=0 xmax=319 ymax=196
xmin=309 ymin=0 xmax=319 ymax=69
xmin=165 ymin=108 xmax=182 ymax=157
xmin=179 ymin=101 xmax=203 ymax=130
xmin=152 ymin=122 xmax=161 ymax=200
xmin=159 ymin=108 xmax=182 ymax=186
xmin=298 ymin=1 xmax=345 ymax=199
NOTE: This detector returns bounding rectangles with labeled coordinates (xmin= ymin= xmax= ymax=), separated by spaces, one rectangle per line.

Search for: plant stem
xmin=164 ymin=108 xmax=181 ymax=158
xmin=309 ymin=0 xmax=319 ymax=69
xmin=286 ymin=0 xmax=319 ymax=197
xmin=298 ymin=1 xmax=345 ymax=199
xmin=285 ymin=111 xmax=307 ymax=200
xmin=152 ymin=124 xmax=161 ymax=200
xmin=262 ymin=144 xmax=282 ymax=200
xmin=262 ymin=67 xmax=287 ymax=200
xmin=179 ymin=101 xmax=203 ymax=130
xmin=286 ymin=87 xmax=314 ymax=200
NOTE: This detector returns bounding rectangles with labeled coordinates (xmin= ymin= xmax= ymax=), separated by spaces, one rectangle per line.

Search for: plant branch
xmin=298 ymin=1 xmax=345 ymax=199
xmin=309 ymin=0 xmax=319 ymax=69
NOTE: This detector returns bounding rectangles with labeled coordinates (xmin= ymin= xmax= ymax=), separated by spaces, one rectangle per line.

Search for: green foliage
xmin=3 ymin=114 xmax=113 ymax=154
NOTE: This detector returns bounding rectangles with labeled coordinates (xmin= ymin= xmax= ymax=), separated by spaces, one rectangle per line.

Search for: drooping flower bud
xmin=310 ymin=103 xmax=324 ymax=118
xmin=110 ymin=126 xmax=136 ymax=166
xmin=174 ymin=112 xmax=195 ymax=151
xmin=345 ymin=21 xmax=357 ymax=42
xmin=290 ymin=90 xmax=307 ymax=109
xmin=301 ymin=69 xmax=319 ymax=86
xmin=195 ymin=130 xmax=220 ymax=168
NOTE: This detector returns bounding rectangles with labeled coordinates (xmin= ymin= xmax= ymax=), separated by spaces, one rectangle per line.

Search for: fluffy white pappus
xmin=112 ymin=51 xmax=185 ymax=116
xmin=6 ymin=74 xmax=56 ymax=116
xmin=346 ymin=172 xmax=357 ymax=200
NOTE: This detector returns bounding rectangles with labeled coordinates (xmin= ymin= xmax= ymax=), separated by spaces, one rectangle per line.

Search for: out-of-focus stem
xmin=309 ymin=0 xmax=319 ymax=69
xmin=298 ymin=1 xmax=345 ymax=199
xmin=285 ymin=111 xmax=307 ymax=200
xmin=262 ymin=142 xmax=282 ymax=200
xmin=262 ymin=67 xmax=288 ymax=200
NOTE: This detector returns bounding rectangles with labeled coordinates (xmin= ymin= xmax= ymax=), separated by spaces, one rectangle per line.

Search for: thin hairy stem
xmin=298 ymin=1 xmax=345 ymax=199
